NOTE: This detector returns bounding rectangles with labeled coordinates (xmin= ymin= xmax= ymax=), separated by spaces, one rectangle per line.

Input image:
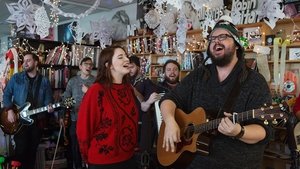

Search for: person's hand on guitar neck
xmin=7 ymin=109 xmax=16 ymax=123
xmin=219 ymin=112 xmax=267 ymax=144
xmin=218 ymin=112 xmax=243 ymax=137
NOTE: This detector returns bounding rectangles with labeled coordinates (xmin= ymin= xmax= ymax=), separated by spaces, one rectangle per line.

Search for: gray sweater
xmin=63 ymin=75 xmax=95 ymax=121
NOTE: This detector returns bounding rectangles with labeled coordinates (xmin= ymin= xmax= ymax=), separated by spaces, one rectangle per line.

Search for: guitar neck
xmin=27 ymin=103 xmax=61 ymax=116
xmin=195 ymin=109 xmax=255 ymax=133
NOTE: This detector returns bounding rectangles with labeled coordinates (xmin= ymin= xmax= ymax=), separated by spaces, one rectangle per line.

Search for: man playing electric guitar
xmin=159 ymin=19 xmax=273 ymax=169
xmin=2 ymin=52 xmax=54 ymax=169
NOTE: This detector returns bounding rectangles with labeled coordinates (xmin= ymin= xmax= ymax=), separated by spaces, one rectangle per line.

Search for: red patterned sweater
xmin=77 ymin=82 xmax=139 ymax=164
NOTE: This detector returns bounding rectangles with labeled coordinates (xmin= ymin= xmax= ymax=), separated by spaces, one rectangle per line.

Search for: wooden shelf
xmin=236 ymin=18 xmax=300 ymax=29
xmin=127 ymin=34 xmax=153 ymax=39
xmin=268 ymin=60 xmax=300 ymax=63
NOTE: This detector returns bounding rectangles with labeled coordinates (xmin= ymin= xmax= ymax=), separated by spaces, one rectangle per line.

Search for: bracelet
xmin=234 ymin=125 xmax=245 ymax=139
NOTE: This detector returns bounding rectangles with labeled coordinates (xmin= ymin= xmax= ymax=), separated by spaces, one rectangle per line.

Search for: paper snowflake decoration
xmin=6 ymin=0 xmax=40 ymax=33
xmin=68 ymin=21 xmax=85 ymax=44
xmin=256 ymin=0 xmax=285 ymax=29
xmin=90 ymin=19 xmax=113 ymax=48
xmin=35 ymin=6 xmax=50 ymax=39
xmin=145 ymin=10 xmax=161 ymax=29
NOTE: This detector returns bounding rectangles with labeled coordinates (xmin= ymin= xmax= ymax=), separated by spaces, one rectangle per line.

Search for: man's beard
xmin=165 ymin=76 xmax=179 ymax=84
xmin=208 ymin=44 xmax=236 ymax=67
xmin=24 ymin=66 xmax=34 ymax=72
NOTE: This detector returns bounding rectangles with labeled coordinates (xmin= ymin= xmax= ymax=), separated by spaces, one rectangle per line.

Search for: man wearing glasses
xmin=60 ymin=57 xmax=95 ymax=169
xmin=159 ymin=20 xmax=272 ymax=169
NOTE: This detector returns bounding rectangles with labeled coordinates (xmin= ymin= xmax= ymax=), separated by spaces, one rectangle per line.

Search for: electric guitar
xmin=0 ymin=97 xmax=75 ymax=135
xmin=157 ymin=104 xmax=289 ymax=168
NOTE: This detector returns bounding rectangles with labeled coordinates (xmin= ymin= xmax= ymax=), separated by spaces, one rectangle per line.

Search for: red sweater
xmin=294 ymin=95 xmax=300 ymax=115
xmin=77 ymin=82 xmax=138 ymax=164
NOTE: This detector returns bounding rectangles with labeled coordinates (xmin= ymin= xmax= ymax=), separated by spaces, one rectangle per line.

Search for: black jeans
xmin=13 ymin=122 xmax=42 ymax=169
xmin=68 ymin=121 xmax=83 ymax=169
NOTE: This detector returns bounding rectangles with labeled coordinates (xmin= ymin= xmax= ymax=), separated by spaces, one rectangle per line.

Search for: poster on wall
xmin=58 ymin=22 xmax=76 ymax=43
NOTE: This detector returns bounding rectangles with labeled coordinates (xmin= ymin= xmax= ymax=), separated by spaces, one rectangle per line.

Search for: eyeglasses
xmin=83 ymin=62 xmax=94 ymax=67
xmin=208 ymin=34 xmax=233 ymax=42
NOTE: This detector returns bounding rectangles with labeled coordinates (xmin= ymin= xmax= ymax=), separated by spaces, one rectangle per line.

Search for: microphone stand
xmin=50 ymin=124 xmax=63 ymax=169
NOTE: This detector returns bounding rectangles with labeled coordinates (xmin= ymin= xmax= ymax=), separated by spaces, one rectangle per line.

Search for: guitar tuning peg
xmin=264 ymin=120 xmax=269 ymax=125
xmin=272 ymin=119 xmax=278 ymax=125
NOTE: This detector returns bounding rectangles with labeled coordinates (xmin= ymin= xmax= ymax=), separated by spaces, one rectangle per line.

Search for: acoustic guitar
xmin=0 ymin=97 xmax=75 ymax=135
xmin=157 ymin=104 xmax=289 ymax=168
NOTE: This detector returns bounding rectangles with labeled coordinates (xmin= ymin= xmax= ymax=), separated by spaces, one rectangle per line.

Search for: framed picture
xmin=243 ymin=27 xmax=262 ymax=48
xmin=289 ymin=48 xmax=300 ymax=60
xmin=265 ymin=35 xmax=275 ymax=46
xmin=57 ymin=22 xmax=76 ymax=43
xmin=292 ymin=30 xmax=300 ymax=42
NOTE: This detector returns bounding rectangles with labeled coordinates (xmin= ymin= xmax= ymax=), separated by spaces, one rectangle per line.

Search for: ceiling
xmin=0 ymin=0 xmax=137 ymax=37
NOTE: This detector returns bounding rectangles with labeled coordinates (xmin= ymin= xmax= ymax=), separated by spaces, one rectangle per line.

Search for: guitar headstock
xmin=254 ymin=103 xmax=289 ymax=122
xmin=63 ymin=97 xmax=75 ymax=108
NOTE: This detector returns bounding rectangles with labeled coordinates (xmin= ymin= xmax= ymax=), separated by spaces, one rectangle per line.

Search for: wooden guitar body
xmin=157 ymin=107 xmax=206 ymax=168
xmin=0 ymin=103 xmax=32 ymax=135
xmin=156 ymin=104 xmax=288 ymax=168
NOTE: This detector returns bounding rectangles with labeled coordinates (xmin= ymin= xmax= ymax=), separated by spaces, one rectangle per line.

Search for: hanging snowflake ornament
xmin=90 ymin=19 xmax=114 ymax=48
xmin=6 ymin=0 xmax=40 ymax=34
xmin=176 ymin=13 xmax=188 ymax=54
xmin=256 ymin=0 xmax=285 ymax=29
xmin=160 ymin=12 xmax=176 ymax=29
xmin=153 ymin=25 xmax=167 ymax=38
xmin=68 ymin=21 xmax=85 ymax=44
xmin=34 ymin=6 xmax=50 ymax=39
xmin=192 ymin=0 xmax=209 ymax=10
xmin=144 ymin=9 xmax=161 ymax=29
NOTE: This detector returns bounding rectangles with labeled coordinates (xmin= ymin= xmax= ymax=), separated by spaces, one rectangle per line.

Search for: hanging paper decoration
xmin=256 ymin=0 xmax=285 ymax=29
xmin=144 ymin=10 xmax=161 ymax=29
xmin=176 ymin=13 xmax=188 ymax=54
xmin=34 ymin=6 xmax=51 ymax=39
xmin=90 ymin=19 xmax=113 ymax=48
xmin=6 ymin=0 xmax=40 ymax=33
xmin=43 ymin=0 xmax=101 ymax=19
xmin=160 ymin=12 xmax=176 ymax=32
xmin=68 ymin=21 xmax=85 ymax=44
xmin=153 ymin=25 xmax=167 ymax=38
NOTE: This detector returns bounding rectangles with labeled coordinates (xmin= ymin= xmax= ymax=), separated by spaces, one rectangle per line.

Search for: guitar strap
xmin=33 ymin=75 xmax=42 ymax=108
xmin=218 ymin=69 xmax=251 ymax=117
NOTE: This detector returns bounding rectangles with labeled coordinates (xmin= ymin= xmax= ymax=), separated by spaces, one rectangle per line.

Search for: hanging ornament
xmin=43 ymin=0 xmax=101 ymax=19
xmin=49 ymin=0 xmax=60 ymax=27
xmin=6 ymin=0 xmax=40 ymax=33
xmin=34 ymin=6 xmax=51 ymax=39
xmin=90 ymin=19 xmax=113 ymax=48
xmin=256 ymin=0 xmax=285 ymax=29
xmin=176 ymin=12 xmax=188 ymax=54
xmin=144 ymin=9 xmax=161 ymax=29
xmin=68 ymin=21 xmax=85 ymax=44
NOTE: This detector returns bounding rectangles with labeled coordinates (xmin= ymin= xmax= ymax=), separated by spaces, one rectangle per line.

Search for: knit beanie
xmin=129 ymin=55 xmax=140 ymax=67
xmin=210 ymin=20 xmax=243 ymax=50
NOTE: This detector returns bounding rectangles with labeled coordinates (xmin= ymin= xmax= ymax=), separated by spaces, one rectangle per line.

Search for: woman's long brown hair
xmin=95 ymin=46 xmax=129 ymax=87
